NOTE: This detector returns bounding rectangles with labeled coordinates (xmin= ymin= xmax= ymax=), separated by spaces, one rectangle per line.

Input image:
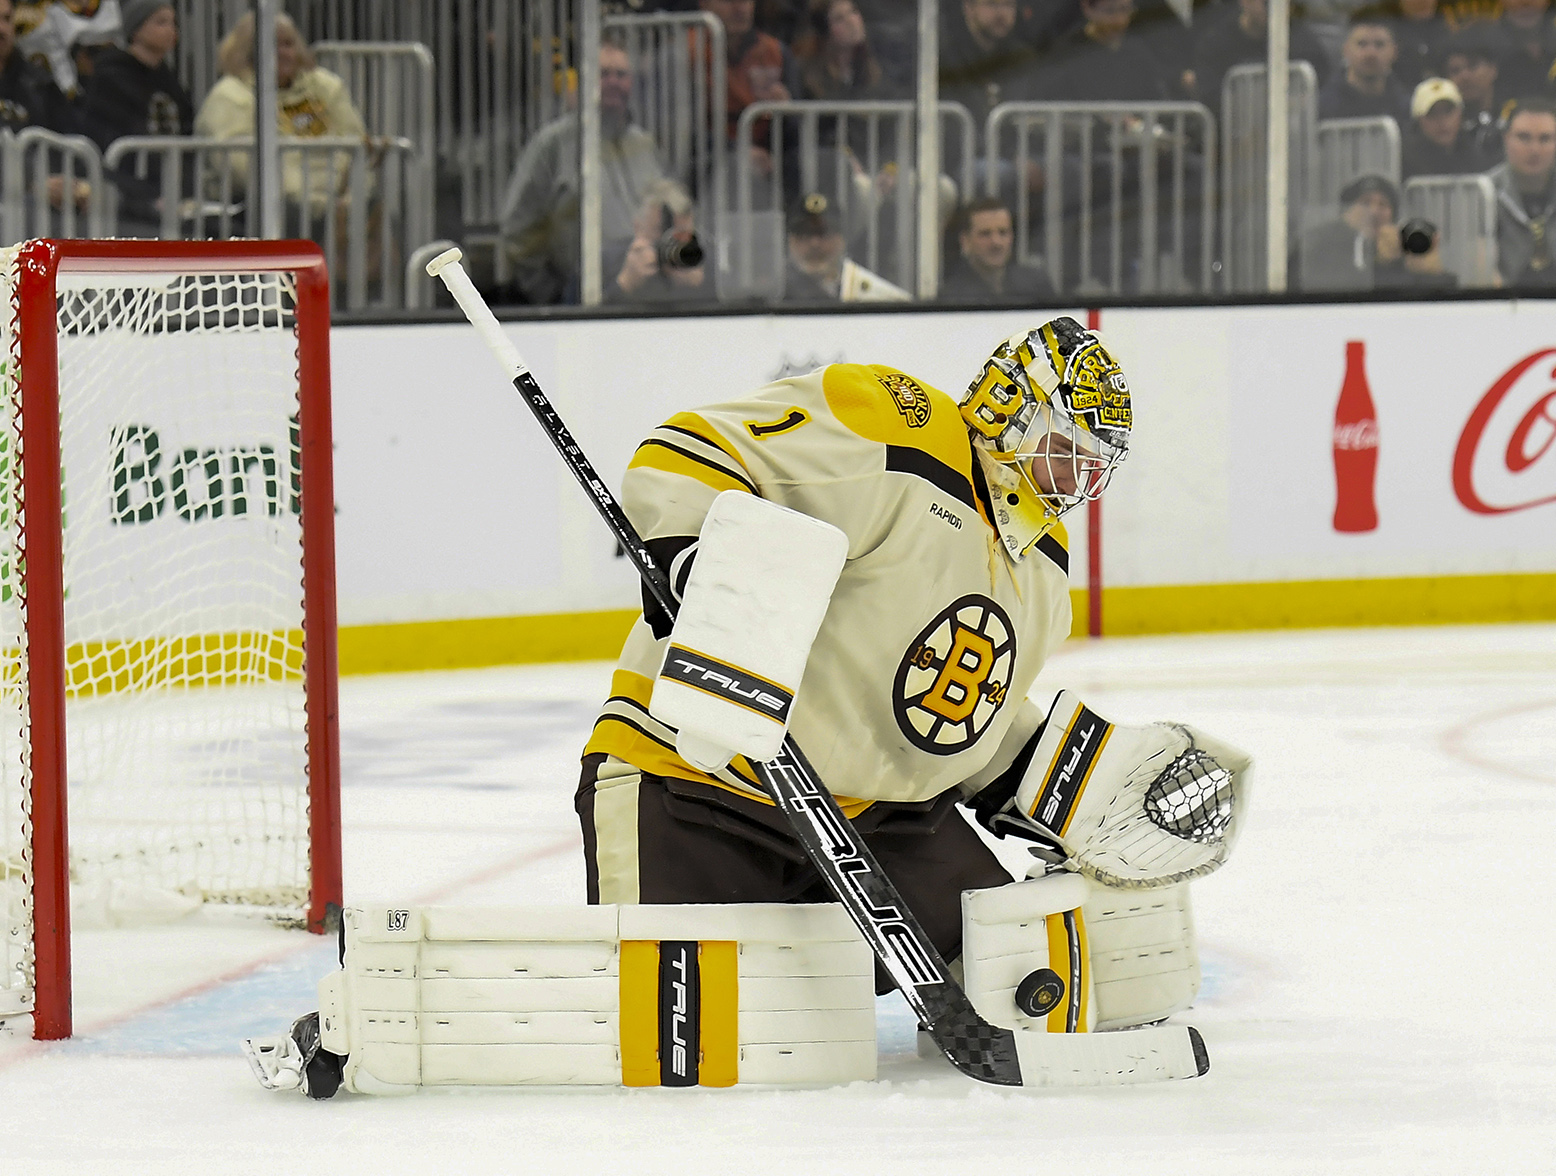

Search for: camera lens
xmin=1399 ymin=219 xmax=1436 ymax=255
xmin=658 ymin=232 xmax=704 ymax=270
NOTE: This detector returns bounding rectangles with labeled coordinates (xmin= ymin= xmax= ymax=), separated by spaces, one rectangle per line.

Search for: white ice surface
xmin=3 ymin=624 xmax=1554 ymax=1174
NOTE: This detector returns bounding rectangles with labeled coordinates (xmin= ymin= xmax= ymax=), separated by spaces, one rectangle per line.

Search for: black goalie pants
xmin=575 ymin=753 xmax=1013 ymax=994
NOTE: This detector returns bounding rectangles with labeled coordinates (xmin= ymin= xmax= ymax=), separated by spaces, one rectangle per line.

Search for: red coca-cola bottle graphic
xmin=1333 ymin=340 xmax=1379 ymax=533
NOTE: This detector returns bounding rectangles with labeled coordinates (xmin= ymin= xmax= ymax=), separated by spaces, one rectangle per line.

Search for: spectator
xmin=941 ymin=0 xmax=1045 ymax=203
xmin=792 ymin=0 xmax=900 ymax=102
xmin=0 ymin=0 xmax=72 ymax=131
xmin=82 ymin=0 xmax=192 ymax=232
xmin=1191 ymin=0 xmax=1331 ymax=112
xmin=1036 ymin=0 xmax=1170 ymax=101
xmin=1492 ymin=0 xmax=1556 ymax=103
xmin=604 ymin=178 xmax=714 ymax=305
xmin=784 ymin=191 xmax=911 ymax=302
xmin=1388 ymin=0 xmax=1450 ymax=88
xmin=1443 ymin=27 xmax=1504 ymax=162
xmin=499 ymin=42 xmax=666 ymax=306
xmin=940 ymin=0 xmax=1039 ymax=131
xmin=1294 ymin=173 xmax=1453 ymax=290
xmin=1489 ymin=97 xmax=1556 ymax=287
xmin=1319 ymin=16 xmax=1412 ymax=122
xmin=1402 ymin=76 xmax=1497 ymax=176
xmin=941 ymin=196 xmax=1057 ymax=301
xmin=194 ymin=12 xmax=366 ymax=215
xmin=702 ymin=0 xmax=799 ymax=166
xmin=18 ymin=0 xmax=118 ymax=100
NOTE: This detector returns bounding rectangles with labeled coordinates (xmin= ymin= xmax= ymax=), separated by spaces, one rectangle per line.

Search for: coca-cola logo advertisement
xmin=1452 ymin=349 xmax=1556 ymax=516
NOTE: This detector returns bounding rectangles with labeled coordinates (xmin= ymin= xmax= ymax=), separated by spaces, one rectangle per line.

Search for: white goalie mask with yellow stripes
xmin=959 ymin=317 xmax=1132 ymax=520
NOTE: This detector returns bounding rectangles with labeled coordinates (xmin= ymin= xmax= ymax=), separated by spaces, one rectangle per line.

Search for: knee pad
xmin=961 ymin=875 xmax=1199 ymax=1034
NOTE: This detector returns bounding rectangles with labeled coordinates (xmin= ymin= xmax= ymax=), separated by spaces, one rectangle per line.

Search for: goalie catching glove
xmin=975 ymin=691 xmax=1252 ymax=889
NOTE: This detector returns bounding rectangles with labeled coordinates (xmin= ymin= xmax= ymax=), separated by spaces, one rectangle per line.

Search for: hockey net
xmin=0 ymin=240 xmax=341 ymax=1039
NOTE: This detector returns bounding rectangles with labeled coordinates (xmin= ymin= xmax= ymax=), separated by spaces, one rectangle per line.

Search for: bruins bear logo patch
xmin=893 ymin=594 xmax=1016 ymax=754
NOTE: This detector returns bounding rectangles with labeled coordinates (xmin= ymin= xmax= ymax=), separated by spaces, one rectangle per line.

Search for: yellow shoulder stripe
xmin=823 ymin=364 xmax=975 ymax=483
xmin=664 ymin=412 xmax=755 ymax=476
xmin=628 ymin=440 xmax=755 ymax=496
xmin=586 ymin=669 xmax=876 ymax=819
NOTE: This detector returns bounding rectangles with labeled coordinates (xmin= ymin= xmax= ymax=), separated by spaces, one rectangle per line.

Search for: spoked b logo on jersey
xmin=894 ymin=594 xmax=1017 ymax=755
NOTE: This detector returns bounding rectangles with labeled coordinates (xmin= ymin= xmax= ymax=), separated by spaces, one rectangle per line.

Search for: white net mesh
xmin=1 ymin=248 xmax=318 ymax=1018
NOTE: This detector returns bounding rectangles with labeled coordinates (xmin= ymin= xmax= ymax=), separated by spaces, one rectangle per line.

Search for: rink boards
xmin=322 ymin=300 xmax=1556 ymax=670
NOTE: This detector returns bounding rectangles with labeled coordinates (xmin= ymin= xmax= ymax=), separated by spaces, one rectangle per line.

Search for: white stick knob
xmin=426 ymin=248 xmax=529 ymax=380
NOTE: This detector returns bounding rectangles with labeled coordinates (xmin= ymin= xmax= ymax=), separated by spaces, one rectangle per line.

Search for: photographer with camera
xmin=606 ymin=179 xmax=713 ymax=305
xmin=1294 ymin=174 xmax=1456 ymax=292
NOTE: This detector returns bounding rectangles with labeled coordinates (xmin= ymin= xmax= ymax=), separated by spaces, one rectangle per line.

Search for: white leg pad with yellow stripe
xmin=318 ymin=903 xmax=876 ymax=1093
xmin=961 ymin=873 xmax=1095 ymax=1034
xmin=649 ymin=489 xmax=849 ymax=771
xmin=1084 ymin=881 xmax=1199 ymax=1031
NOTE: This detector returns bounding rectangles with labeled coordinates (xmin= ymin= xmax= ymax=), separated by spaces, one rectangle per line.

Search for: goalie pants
xmin=576 ymin=753 xmax=1010 ymax=994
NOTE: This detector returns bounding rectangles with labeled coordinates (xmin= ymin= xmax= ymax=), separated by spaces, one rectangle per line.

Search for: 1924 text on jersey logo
xmin=893 ymin=595 xmax=1016 ymax=755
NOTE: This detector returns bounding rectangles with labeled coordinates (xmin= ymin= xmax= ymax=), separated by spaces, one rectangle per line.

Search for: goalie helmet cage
xmin=0 ymin=239 xmax=342 ymax=1041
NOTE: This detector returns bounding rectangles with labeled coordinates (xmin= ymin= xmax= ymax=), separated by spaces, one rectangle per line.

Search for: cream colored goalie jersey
xmin=584 ymin=363 xmax=1074 ymax=814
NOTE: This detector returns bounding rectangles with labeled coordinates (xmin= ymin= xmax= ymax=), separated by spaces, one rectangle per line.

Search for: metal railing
xmin=731 ymin=99 xmax=974 ymax=300
xmin=0 ymin=127 xmax=108 ymax=246
xmin=603 ymin=11 xmax=727 ymax=240
xmin=1317 ymin=116 xmax=1401 ymax=209
xmin=174 ymin=0 xmax=579 ymax=227
xmin=1404 ymin=174 xmax=1499 ymax=289
xmin=103 ymin=134 xmax=418 ymax=310
xmin=1222 ymin=61 xmax=1319 ymax=293
xmin=985 ymin=102 xmax=1216 ymax=296
xmin=314 ymin=41 xmax=438 ymax=257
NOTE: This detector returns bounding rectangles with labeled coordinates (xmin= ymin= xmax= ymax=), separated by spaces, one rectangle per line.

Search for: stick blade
xmin=1011 ymin=1023 xmax=1209 ymax=1088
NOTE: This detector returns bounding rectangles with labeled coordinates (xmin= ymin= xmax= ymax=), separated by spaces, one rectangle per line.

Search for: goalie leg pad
xmin=648 ymin=489 xmax=849 ymax=770
xmin=322 ymin=903 xmax=876 ymax=1093
xmin=961 ymin=873 xmax=1095 ymax=1034
xmin=1083 ymin=881 xmax=1199 ymax=1031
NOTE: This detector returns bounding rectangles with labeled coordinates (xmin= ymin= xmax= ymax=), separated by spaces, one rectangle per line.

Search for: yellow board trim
xmin=698 ymin=941 xmax=739 ymax=1087
xmin=1067 ymin=571 xmax=1556 ymax=638
xmin=339 ymin=609 xmax=638 ymax=675
xmin=58 ymin=631 xmax=305 ymax=696
xmin=618 ymin=939 xmax=661 ymax=1087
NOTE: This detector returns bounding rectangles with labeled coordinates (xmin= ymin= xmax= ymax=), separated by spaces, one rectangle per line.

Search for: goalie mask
xmin=959 ymin=318 xmax=1132 ymax=518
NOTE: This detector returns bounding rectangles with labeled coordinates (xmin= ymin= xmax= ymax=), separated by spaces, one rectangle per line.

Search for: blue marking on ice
xmin=61 ymin=940 xmax=340 ymax=1057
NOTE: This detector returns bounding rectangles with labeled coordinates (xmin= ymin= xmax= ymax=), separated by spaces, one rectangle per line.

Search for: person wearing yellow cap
xmin=1402 ymin=76 xmax=1499 ymax=178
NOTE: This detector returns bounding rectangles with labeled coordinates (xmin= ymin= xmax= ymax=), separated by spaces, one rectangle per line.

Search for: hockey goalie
xmin=248 ymin=315 xmax=1250 ymax=1097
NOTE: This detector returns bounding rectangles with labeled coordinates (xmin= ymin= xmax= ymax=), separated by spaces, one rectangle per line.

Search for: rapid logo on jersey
xmin=893 ymin=595 xmax=1016 ymax=755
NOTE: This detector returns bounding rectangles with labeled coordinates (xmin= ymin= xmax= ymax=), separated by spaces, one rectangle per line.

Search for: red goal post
xmin=3 ymin=240 xmax=343 ymax=1040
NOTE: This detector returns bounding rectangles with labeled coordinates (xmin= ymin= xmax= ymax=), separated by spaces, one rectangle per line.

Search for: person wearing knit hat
xmin=120 ymin=0 xmax=172 ymax=46
xmin=81 ymin=0 xmax=191 ymax=233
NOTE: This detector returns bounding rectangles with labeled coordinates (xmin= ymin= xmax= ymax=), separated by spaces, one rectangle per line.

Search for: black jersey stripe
xmin=884 ymin=445 xmax=977 ymax=510
xmin=1035 ymin=532 xmax=1069 ymax=575
xmin=635 ymin=438 xmax=760 ymax=495
xmin=655 ymin=424 xmax=756 ymax=483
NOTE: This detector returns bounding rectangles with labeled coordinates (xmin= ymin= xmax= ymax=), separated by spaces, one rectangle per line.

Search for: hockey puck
xmin=1014 ymin=968 xmax=1066 ymax=1018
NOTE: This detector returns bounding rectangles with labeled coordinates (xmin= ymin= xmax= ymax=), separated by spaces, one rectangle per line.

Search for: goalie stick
xmin=426 ymin=249 xmax=1208 ymax=1089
